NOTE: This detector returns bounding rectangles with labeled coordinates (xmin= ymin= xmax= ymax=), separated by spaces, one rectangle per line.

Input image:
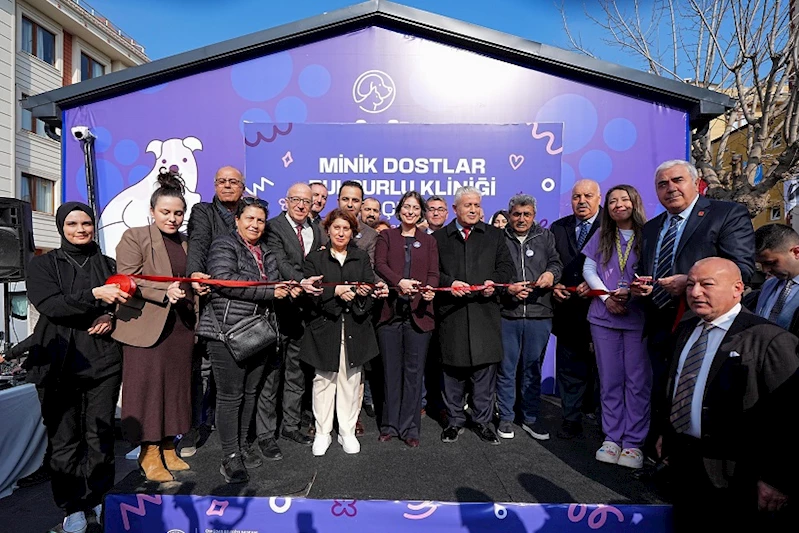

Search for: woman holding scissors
xmin=581 ymin=184 xmax=650 ymax=470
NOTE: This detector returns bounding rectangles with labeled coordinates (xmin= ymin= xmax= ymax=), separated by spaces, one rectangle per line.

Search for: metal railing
xmin=60 ymin=0 xmax=148 ymax=59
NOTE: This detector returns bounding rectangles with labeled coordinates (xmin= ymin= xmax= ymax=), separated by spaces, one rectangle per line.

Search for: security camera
xmin=70 ymin=126 xmax=95 ymax=141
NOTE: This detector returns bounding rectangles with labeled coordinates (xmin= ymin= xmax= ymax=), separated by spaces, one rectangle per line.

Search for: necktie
xmin=296 ymin=224 xmax=306 ymax=256
xmin=576 ymin=220 xmax=590 ymax=250
xmin=768 ymin=279 xmax=795 ymax=322
xmin=651 ymin=215 xmax=681 ymax=308
xmin=462 ymin=227 xmax=471 ymax=241
xmin=670 ymin=323 xmax=714 ymax=434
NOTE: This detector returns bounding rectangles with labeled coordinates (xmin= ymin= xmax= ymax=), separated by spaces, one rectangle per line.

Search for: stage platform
xmin=105 ymin=398 xmax=672 ymax=532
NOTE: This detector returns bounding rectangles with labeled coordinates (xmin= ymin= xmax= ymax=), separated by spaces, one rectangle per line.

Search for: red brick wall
xmin=62 ymin=31 xmax=72 ymax=86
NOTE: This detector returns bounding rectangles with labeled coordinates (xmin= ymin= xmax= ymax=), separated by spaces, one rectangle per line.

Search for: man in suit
xmin=261 ymin=183 xmax=324 ymax=455
xmin=632 ymin=160 xmax=755 ymax=450
xmin=338 ymin=180 xmax=378 ymax=265
xmin=754 ymin=224 xmax=799 ymax=335
xmin=423 ymin=195 xmax=449 ymax=234
xmin=434 ymin=186 xmax=515 ymax=445
xmin=182 ymin=165 xmax=245 ymax=456
xmin=310 ymin=182 xmax=328 ymax=225
xmin=550 ymin=179 xmax=602 ymax=439
xmin=658 ymin=257 xmax=798 ymax=530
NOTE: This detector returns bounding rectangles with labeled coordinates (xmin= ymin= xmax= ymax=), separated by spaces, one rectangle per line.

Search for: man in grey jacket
xmin=497 ymin=194 xmax=562 ymax=441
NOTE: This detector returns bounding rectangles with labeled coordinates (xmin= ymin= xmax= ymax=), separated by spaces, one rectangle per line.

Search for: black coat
xmin=433 ymin=221 xmax=515 ymax=367
xmin=195 ymin=232 xmax=279 ymax=340
xmin=550 ymin=210 xmax=602 ymax=345
xmin=300 ymin=245 xmax=378 ymax=372
xmin=23 ymin=251 xmax=121 ymax=385
xmin=663 ymin=310 xmax=799 ymax=494
xmin=186 ymin=197 xmax=237 ymax=277
xmin=500 ymin=223 xmax=562 ymax=319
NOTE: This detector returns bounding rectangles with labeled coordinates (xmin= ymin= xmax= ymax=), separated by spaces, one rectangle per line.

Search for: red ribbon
xmin=106 ymin=274 xmax=525 ymax=294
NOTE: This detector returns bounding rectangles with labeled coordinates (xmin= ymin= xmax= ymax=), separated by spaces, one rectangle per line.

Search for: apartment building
xmin=0 ymin=0 xmax=148 ymax=342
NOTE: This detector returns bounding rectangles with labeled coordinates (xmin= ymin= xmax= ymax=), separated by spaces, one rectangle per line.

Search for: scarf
xmin=55 ymin=202 xmax=114 ymax=289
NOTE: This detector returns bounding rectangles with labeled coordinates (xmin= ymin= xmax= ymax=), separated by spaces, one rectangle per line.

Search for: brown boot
xmin=162 ymin=438 xmax=190 ymax=471
xmin=138 ymin=443 xmax=173 ymax=482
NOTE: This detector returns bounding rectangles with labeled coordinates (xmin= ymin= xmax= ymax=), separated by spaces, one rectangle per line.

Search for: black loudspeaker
xmin=0 ymin=198 xmax=36 ymax=283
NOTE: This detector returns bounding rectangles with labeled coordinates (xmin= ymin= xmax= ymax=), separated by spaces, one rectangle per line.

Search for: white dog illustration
xmin=98 ymin=136 xmax=203 ymax=258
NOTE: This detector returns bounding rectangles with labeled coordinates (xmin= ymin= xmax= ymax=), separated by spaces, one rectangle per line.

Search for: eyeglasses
xmin=400 ymin=204 xmax=422 ymax=213
xmin=287 ymin=197 xmax=312 ymax=206
xmin=428 ymin=207 xmax=447 ymax=213
xmin=216 ymin=178 xmax=243 ymax=187
xmin=241 ymin=197 xmax=269 ymax=210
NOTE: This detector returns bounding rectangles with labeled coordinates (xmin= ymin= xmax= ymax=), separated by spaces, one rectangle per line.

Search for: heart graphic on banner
xmin=509 ymin=154 xmax=525 ymax=170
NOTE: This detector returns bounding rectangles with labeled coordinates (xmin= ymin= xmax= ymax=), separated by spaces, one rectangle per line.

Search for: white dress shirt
xmin=652 ymin=195 xmax=699 ymax=271
xmin=285 ymin=212 xmax=313 ymax=257
xmin=672 ymin=303 xmax=741 ymax=438
xmin=574 ymin=212 xmax=599 ymax=241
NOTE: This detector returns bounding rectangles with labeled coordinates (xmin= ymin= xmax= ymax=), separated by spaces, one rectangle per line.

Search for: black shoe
xmin=521 ymin=419 xmax=551 ymax=441
xmin=220 ymin=453 xmax=248 ymax=484
xmin=241 ymin=442 xmax=263 ymax=469
xmin=557 ymin=421 xmax=583 ymax=439
xmin=364 ymin=403 xmax=376 ymax=418
xmin=281 ymin=428 xmax=312 ymax=446
xmin=474 ymin=423 xmax=500 ymax=445
xmin=257 ymin=437 xmax=284 ymax=461
xmin=177 ymin=428 xmax=199 ymax=458
xmin=441 ymin=426 xmax=464 ymax=443
xmin=16 ymin=464 xmax=50 ymax=487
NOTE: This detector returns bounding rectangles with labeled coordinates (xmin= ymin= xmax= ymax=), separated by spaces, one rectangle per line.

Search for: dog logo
xmin=352 ymin=70 xmax=396 ymax=114
xmin=98 ymin=136 xmax=203 ymax=257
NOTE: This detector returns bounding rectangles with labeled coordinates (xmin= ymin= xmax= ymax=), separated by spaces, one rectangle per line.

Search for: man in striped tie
xmin=753 ymin=224 xmax=799 ymax=335
xmin=658 ymin=257 xmax=799 ymax=531
xmin=632 ymin=160 xmax=755 ymax=456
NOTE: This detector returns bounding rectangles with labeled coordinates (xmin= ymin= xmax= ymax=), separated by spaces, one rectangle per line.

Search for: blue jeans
xmin=497 ymin=317 xmax=552 ymax=423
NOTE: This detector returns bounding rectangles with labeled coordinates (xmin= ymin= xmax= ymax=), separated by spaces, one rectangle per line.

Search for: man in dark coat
xmin=632 ymin=160 xmax=755 ymax=453
xmin=263 ymin=183 xmax=325 ymax=451
xmin=434 ymin=186 xmax=515 ymax=445
xmin=550 ymin=179 xmax=602 ymax=439
xmin=658 ymin=258 xmax=798 ymax=531
xmin=752 ymin=224 xmax=799 ymax=336
xmin=182 ymin=165 xmax=244 ymax=456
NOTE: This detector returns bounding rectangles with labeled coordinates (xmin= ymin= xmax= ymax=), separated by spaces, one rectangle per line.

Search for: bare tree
xmin=561 ymin=0 xmax=798 ymax=217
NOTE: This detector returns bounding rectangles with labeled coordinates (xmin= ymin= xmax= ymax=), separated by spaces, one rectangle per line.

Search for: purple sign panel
xmin=243 ymin=123 xmax=563 ymax=225
xmin=62 ymin=26 xmax=688 ymax=258
xmin=104 ymin=494 xmax=672 ymax=533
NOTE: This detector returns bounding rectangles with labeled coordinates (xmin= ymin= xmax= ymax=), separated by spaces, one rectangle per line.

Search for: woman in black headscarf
xmin=24 ymin=202 xmax=130 ymax=533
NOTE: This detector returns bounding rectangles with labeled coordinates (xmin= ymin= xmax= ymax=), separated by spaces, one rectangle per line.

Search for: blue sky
xmin=94 ymin=0 xmax=637 ymax=68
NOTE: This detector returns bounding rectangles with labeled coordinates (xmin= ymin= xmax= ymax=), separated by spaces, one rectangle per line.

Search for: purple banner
xmin=243 ymin=123 xmax=562 ymax=225
xmin=105 ymin=494 xmax=671 ymax=533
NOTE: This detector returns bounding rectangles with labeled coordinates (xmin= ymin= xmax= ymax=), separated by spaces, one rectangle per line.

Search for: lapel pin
xmin=413 ymin=241 xmax=421 ymax=248
xmin=698 ymin=211 xmax=705 ymax=217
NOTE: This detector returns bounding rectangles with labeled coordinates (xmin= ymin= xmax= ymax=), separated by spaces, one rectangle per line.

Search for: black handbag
xmin=209 ymin=302 xmax=277 ymax=363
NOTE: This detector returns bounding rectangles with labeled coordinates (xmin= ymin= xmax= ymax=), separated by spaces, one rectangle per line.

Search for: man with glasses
xmin=310 ymin=182 xmax=329 ymax=225
xmin=183 ymin=166 xmax=246 ymax=457
xmin=262 ymin=183 xmax=324 ymax=454
xmin=424 ymin=196 xmax=449 ymax=234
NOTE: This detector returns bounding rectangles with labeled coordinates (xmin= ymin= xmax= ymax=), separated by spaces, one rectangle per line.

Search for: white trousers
xmin=313 ymin=324 xmax=362 ymax=437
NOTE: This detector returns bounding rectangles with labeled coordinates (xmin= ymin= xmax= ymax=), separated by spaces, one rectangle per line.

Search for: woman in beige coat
xmin=113 ymin=170 xmax=195 ymax=483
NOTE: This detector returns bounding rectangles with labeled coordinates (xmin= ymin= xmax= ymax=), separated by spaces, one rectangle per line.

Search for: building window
xmin=21 ymin=17 xmax=56 ymax=65
xmin=20 ymin=173 xmax=55 ymax=214
xmin=20 ymin=93 xmax=46 ymax=136
xmin=770 ymin=206 xmax=781 ymax=221
xmin=81 ymin=53 xmax=105 ymax=81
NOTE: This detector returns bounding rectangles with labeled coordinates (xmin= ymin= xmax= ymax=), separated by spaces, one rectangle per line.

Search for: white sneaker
xmin=312 ymin=434 xmax=332 ymax=456
xmin=338 ymin=434 xmax=361 ymax=454
xmin=595 ymin=441 xmax=621 ymax=464
xmin=618 ymin=447 xmax=644 ymax=469
xmin=63 ymin=511 xmax=87 ymax=533
xmin=92 ymin=503 xmax=103 ymax=521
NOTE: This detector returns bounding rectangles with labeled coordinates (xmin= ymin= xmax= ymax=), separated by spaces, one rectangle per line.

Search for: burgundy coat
xmin=375 ymin=227 xmax=440 ymax=332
